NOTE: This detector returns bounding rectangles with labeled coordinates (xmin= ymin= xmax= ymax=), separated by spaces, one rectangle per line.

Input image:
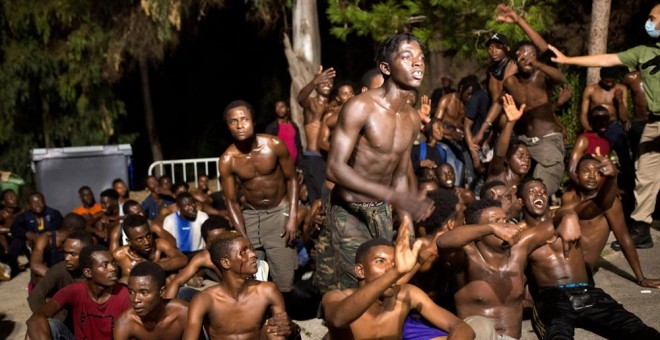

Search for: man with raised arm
xmin=548 ymin=4 xmax=660 ymax=249
xmin=316 ymin=33 xmax=434 ymax=293
xmin=219 ymin=100 xmax=298 ymax=294
xmin=322 ymin=219 xmax=474 ymax=340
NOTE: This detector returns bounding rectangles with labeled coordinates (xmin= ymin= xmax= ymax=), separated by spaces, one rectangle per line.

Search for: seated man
xmin=28 ymin=230 xmax=95 ymax=319
xmin=479 ymin=180 xmax=518 ymax=223
xmin=27 ymin=245 xmax=130 ymax=340
xmin=114 ymin=262 xmax=189 ymax=340
xmin=322 ymin=219 xmax=474 ymax=339
xmin=72 ymin=186 xmax=103 ymax=223
xmin=183 ymin=234 xmax=294 ymax=340
xmin=164 ymin=216 xmax=232 ymax=300
xmin=30 ymin=213 xmax=87 ymax=287
xmin=0 ymin=189 xmax=23 ymax=259
xmin=436 ymin=163 xmax=475 ymax=206
xmin=91 ymin=189 xmax=121 ymax=245
xmin=521 ymin=179 xmax=660 ymax=339
xmin=113 ymin=215 xmax=187 ymax=284
xmin=163 ymin=192 xmax=209 ymax=257
xmin=108 ymin=199 xmax=176 ymax=252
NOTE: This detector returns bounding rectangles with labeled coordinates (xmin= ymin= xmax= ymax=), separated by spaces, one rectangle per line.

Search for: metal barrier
xmin=147 ymin=157 xmax=221 ymax=191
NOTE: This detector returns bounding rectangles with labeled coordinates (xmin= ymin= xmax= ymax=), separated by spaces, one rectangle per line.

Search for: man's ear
xmin=379 ymin=62 xmax=390 ymax=77
xmin=445 ymin=219 xmax=456 ymax=231
xmin=355 ymin=263 xmax=365 ymax=280
xmin=159 ymin=286 xmax=165 ymax=299
xmin=220 ymin=258 xmax=231 ymax=270
xmin=83 ymin=268 xmax=92 ymax=279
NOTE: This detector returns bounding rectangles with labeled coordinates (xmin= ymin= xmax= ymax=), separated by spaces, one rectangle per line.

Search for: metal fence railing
xmin=147 ymin=157 xmax=220 ymax=191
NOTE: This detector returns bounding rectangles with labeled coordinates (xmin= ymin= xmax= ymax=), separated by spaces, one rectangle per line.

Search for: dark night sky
xmin=117 ymin=2 xmax=375 ymax=186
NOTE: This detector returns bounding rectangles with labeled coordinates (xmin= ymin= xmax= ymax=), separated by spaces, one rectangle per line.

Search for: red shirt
xmin=582 ymin=131 xmax=610 ymax=156
xmin=278 ymin=121 xmax=298 ymax=164
xmin=52 ymin=282 xmax=130 ymax=340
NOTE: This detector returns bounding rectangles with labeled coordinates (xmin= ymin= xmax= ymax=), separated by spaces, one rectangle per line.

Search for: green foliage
xmin=556 ymin=68 xmax=585 ymax=146
xmin=327 ymin=0 xmax=558 ymax=60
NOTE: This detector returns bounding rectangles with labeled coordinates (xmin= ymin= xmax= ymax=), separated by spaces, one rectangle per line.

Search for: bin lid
xmin=30 ymin=144 xmax=133 ymax=162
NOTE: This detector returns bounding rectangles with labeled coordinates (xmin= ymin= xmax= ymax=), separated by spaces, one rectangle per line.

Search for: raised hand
xmin=502 ymin=93 xmax=525 ymax=122
xmin=313 ymin=65 xmax=336 ymax=85
xmin=557 ymin=85 xmax=573 ymax=106
xmin=592 ymin=146 xmax=618 ymax=177
xmin=418 ymin=95 xmax=432 ymax=125
xmin=495 ymin=4 xmax=519 ymax=23
xmin=394 ymin=216 xmax=423 ymax=275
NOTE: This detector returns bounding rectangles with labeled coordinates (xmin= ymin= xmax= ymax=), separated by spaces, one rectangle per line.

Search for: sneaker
xmin=611 ymin=222 xmax=654 ymax=251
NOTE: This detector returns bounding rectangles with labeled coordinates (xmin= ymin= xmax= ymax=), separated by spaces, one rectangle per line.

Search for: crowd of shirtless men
xmin=2 ymin=3 xmax=660 ymax=340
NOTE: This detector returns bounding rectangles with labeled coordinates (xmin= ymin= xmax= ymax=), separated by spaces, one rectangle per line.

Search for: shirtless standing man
xmin=322 ymin=220 xmax=474 ymax=340
xmin=315 ymin=33 xmax=434 ymax=292
xmin=113 ymin=215 xmax=187 ymax=284
xmin=114 ymin=262 xmax=189 ymax=340
xmin=475 ymin=42 xmax=567 ymax=196
xmin=219 ymin=100 xmax=298 ymax=294
xmin=318 ymin=83 xmax=355 ymax=153
xmin=183 ymin=234 xmax=294 ymax=340
xmin=298 ymin=66 xmax=336 ymax=203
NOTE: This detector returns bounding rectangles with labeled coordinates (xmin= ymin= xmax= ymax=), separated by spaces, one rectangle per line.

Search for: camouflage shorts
xmin=313 ymin=200 xmax=392 ymax=293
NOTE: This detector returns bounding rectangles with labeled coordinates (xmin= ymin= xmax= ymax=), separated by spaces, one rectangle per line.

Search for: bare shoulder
xmin=113 ymin=245 xmax=129 ymax=259
xmin=562 ymin=189 xmax=579 ymax=206
xmin=338 ymin=92 xmax=375 ymax=121
xmin=219 ymin=145 xmax=239 ymax=163
xmin=322 ymin=288 xmax=354 ymax=305
xmin=167 ymin=299 xmax=189 ymax=315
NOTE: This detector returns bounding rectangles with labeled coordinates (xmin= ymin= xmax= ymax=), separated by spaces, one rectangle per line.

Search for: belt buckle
xmin=530 ymin=137 xmax=540 ymax=144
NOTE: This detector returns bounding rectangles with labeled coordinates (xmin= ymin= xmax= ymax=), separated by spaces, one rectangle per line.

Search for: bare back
xmin=222 ymin=135 xmax=288 ymax=209
xmin=330 ymin=89 xmax=419 ymax=203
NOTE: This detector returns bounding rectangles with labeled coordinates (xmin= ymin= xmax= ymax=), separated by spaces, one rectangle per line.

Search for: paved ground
xmin=2 ymin=224 xmax=660 ymax=339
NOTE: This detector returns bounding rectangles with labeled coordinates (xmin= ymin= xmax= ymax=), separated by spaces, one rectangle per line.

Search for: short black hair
xmin=587 ymin=105 xmax=610 ymax=129
xmin=62 ymin=213 xmax=87 ymax=230
xmin=176 ymin=192 xmax=194 ymax=205
xmin=79 ymin=244 xmax=109 ymax=272
xmin=361 ymin=68 xmax=382 ymax=88
xmin=458 ymin=75 xmax=481 ymax=93
xmin=172 ymin=182 xmax=189 ymax=193
xmin=505 ymin=141 xmax=527 ymax=162
xmin=600 ymin=66 xmax=620 ymax=80
xmin=465 ymin=199 xmax=502 ymax=225
xmin=223 ymin=100 xmax=255 ymax=121
xmin=516 ymin=177 xmax=545 ymax=200
xmin=514 ymin=40 xmax=539 ymax=55
xmin=122 ymin=200 xmax=140 ymax=214
xmin=100 ymin=189 xmax=119 ymax=200
xmin=420 ymin=188 xmax=459 ymax=234
xmin=209 ymin=232 xmax=242 ymax=271
xmin=576 ymin=154 xmax=599 ymax=173
xmin=67 ymin=230 xmax=95 ymax=248
xmin=78 ymin=186 xmax=92 ymax=194
xmin=201 ymin=216 xmax=232 ymax=241
xmin=355 ymin=238 xmax=393 ymax=265
xmin=480 ymin=180 xmax=507 ymax=200
xmin=130 ymin=261 xmax=166 ymax=289
xmin=422 ymin=117 xmax=443 ymax=138
xmin=28 ymin=191 xmax=45 ymax=200
xmin=112 ymin=178 xmax=125 ymax=186
xmin=122 ymin=214 xmax=149 ymax=236
xmin=376 ymin=33 xmax=421 ymax=68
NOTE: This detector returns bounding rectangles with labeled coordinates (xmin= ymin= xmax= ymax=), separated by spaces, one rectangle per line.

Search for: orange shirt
xmin=72 ymin=203 xmax=102 ymax=216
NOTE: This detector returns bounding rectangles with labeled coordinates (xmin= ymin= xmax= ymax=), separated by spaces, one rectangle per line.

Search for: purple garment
xmin=402 ymin=313 xmax=449 ymax=340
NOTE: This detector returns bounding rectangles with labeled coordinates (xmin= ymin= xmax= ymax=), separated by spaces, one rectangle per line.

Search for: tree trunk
xmin=283 ymin=0 xmax=321 ymax=150
xmin=139 ymin=56 xmax=163 ymax=163
xmin=41 ymin=97 xmax=50 ymax=148
xmin=586 ymin=0 xmax=611 ymax=85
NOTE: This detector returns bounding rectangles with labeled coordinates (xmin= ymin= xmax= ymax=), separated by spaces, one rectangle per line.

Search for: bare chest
xmin=232 ymin=153 xmax=280 ymax=182
xmin=361 ymin=111 xmax=415 ymax=154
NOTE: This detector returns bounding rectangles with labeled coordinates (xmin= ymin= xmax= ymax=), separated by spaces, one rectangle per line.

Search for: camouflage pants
xmin=313 ymin=200 xmax=392 ymax=293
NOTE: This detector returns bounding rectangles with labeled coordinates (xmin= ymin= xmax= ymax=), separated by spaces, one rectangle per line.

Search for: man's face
xmin=113 ymin=181 xmax=128 ymax=198
xmin=478 ymin=207 xmax=511 ymax=249
xmin=127 ymin=225 xmax=154 ymax=256
xmin=79 ymin=188 xmax=95 ymax=207
xmin=128 ymin=275 xmax=163 ymax=318
xmin=599 ymin=78 xmax=616 ymax=89
xmin=159 ymin=177 xmax=172 ymax=192
xmin=63 ymin=238 xmax=84 ymax=271
xmin=335 ymin=85 xmax=355 ymax=105
xmin=274 ymin=101 xmax=289 ymax=119
xmin=146 ymin=177 xmax=158 ymax=192
xmin=178 ymin=197 xmax=197 ymax=220
xmin=649 ymin=5 xmax=660 ymax=30
xmin=437 ymin=164 xmax=456 ymax=189
xmin=87 ymin=251 xmax=118 ymax=287
xmin=100 ymin=196 xmax=118 ymax=215
xmin=577 ymin=159 xmax=602 ymax=192
xmin=487 ymin=42 xmax=508 ymax=62
xmin=357 ymin=245 xmax=397 ymax=297
xmin=516 ymin=45 xmax=537 ymax=74
xmin=589 ymin=110 xmax=610 ymax=135
xmin=2 ymin=191 xmax=18 ymax=209
xmin=28 ymin=194 xmax=45 ymax=215
xmin=508 ymin=145 xmax=531 ymax=175
xmin=228 ymin=237 xmax=258 ymax=275
xmin=520 ymin=181 xmax=548 ymax=217
xmin=127 ymin=204 xmax=145 ymax=217
xmin=385 ymin=40 xmax=425 ymax=89
xmin=316 ymin=80 xmax=333 ymax=97
xmin=226 ymin=106 xmax=255 ymax=141
xmin=460 ymin=86 xmax=473 ymax=102
xmin=198 ymin=176 xmax=209 ymax=192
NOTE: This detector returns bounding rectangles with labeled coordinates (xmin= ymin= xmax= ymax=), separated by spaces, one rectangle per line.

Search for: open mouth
xmin=445 ymin=180 xmax=454 ymax=186
xmin=533 ymin=198 xmax=545 ymax=208
xmin=412 ymin=71 xmax=423 ymax=80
